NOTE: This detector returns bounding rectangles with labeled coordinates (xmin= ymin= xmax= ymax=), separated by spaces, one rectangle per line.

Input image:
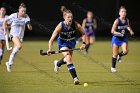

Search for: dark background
xmin=0 ymin=0 xmax=139 ymax=40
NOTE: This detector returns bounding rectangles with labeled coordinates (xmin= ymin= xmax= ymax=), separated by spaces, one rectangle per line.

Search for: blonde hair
xmin=19 ymin=3 xmax=26 ymax=9
xmin=119 ymin=6 xmax=126 ymax=12
xmin=61 ymin=6 xmax=72 ymax=17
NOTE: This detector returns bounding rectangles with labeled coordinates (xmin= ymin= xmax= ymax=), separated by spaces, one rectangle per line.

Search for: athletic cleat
xmin=111 ymin=67 xmax=117 ymax=73
xmin=74 ymin=77 xmax=80 ymax=85
xmin=117 ymin=55 xmax=122 ymax=63
xmin=6 ymin=62 xmax=12 ymax=72
xmin=54 ymin=60 xmax=60 ymax=73
xmin=83 ymin=49 xmax=88 ymax=55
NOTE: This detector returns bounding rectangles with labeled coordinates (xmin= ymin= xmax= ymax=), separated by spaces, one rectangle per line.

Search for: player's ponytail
xmin=61 ymin=6 xmax=67 ymax=12
xmin=60 ymin=5 xmax=72 ymax=17
xmin=19 ymin=3 xmax=26 ymax=9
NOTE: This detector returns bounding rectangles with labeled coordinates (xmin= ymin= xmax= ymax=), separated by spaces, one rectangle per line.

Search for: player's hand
xmin=130 ymin=31 xmax=134 ymax=36
xmin=116 ymin=33 xmax=124 ymax=37
xmin=47 ymin=49 xmax=52 ymax=56
xmin=120 ymin=33 xmax=124 ymax=37
xmin=80 ymin=43 xmax=86 ymax=50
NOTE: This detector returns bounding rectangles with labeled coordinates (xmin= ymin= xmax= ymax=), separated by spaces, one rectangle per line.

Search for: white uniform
xmin=0 ymin=15 xmax=8 ymax=40
xmin=8 ymin=13 xmax=30 ymax=42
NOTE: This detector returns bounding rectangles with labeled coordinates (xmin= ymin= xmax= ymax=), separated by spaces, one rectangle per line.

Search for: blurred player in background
xmin=3 ymin=3 xmax=32 ymax=72
xmin=111 ymin=6 xmax=134 ymax=72
xmin=77 ymin=11 xmax=97 ymax=55
xmin=47 ymin=6 xmax=86 ymax=85
xmin=0 ymin=6 xmax=8 ymax=64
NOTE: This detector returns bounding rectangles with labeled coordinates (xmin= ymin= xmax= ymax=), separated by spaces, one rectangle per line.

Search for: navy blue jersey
xmin=85 ymin=18 xmax=94 ymax=31
xmin=116 ymin=18 xmax=128 ymax=36
xmin=112 ymin=18 xmax=128 ymax=46
xmin=59 ymin=21 xmax=76 ymax=41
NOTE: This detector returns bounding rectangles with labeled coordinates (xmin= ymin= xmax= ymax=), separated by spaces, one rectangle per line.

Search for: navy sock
xmin=57 ymin=58 xmax=66 ymax=67
xmin=119 ymin=51 xmax=127 ymax=57
xmin=112 ymin=57 xmax=117 ymax=68
xmin=67 ymin=64 xmax=77 ymax=79
xmin=85 ymin=44 xmax=90 ymax=52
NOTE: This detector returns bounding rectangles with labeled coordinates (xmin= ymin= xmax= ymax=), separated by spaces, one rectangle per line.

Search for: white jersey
xmin=0 ymin=15 xmax=8 ymax=40
xmin=9 ymin=13 xmax=30 ymax=40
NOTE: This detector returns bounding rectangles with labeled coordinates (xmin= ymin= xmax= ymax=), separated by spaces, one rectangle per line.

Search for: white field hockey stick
xmin=40 ymin=48 xmax=81 ymax=56
xmin=5 ymin=34 xmax=12 ymax=51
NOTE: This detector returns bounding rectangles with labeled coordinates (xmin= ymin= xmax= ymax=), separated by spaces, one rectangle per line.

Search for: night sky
xmin=0 ymin=0 xmax=139 ymax=37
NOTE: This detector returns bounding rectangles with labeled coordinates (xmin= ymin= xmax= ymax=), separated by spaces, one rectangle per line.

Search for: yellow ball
xmin=83 ymin=83 xmax=88 ymax=87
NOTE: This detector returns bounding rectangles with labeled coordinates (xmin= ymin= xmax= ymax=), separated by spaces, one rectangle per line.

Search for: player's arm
xmin=127 ymin=19 xmax=134 ymax=36
xmin=75 ymin=21 xmax=86 ymax=49
xmin=48 ymin=22 xmax=62 ymax=52
xmin=2 ymin=18 xmax=10 ymax=35
xmin=93 ymin=19 xmax=97 ymax=30
xmin=111 ymin=19 xmax=123 ymax=37
xmin=27 ymin=21 xmax=32 ymax=31
xmin=82 ymin=19 xmax=86 ymax=29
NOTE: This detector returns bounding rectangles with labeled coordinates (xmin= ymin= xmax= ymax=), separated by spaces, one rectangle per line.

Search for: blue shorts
xmin=84 ymin=28 xmax=95 ymax=37
xmin=112 ymin=36 xmax=128 ymax=46
xmin=57 ymin=37 xmax=76 ymax=49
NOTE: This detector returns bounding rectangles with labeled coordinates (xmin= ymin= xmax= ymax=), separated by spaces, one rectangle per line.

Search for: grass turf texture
xmin=0 ymin=41 xmax=140 ymax=93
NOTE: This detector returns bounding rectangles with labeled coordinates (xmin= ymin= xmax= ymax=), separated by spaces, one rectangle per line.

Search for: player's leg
xmin=111 ymin=45 xmax=119 ymax=72
xmin=6 ymin=37 xmax=22 ymax=72
xmin=0 ymin=40 xmax=5 ymax=64
xmin=117 ymin=43 xmax=128 ymax=63
xmin=0 ymin=40 xmax=3 ymax=64
xmin=84 ymin=36 xmax=89 ymax=55
xmin=61 ymin=47 xmax=79 ymax=84
xmin=54 ymin=57 xmax=66 ymax=73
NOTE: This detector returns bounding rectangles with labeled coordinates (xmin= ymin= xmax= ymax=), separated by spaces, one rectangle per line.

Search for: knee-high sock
xmin=112 ymin=56 xmax=117 ymax=68
xmin=8 ymin=47 xmax=19 ymax=65
xmin=85 ymin=44 xmax=90 ymax=52
xmin=57 ymin=57 xmax=66 ymax=67
xmin=67 ymin=64 xmax=78 ymax=79
xmin=0 ymin=48 xmax=2 ymax=60
xmin=119 ymin=51 xmax=127 ymax=57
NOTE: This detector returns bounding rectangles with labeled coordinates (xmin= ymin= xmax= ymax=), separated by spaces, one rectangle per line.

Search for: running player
xmin=0 ymin=6 xmax=9 ymax=64
xmin=3 ymin=3 xmax=32 ymax=72
xmin=111 ymin=6 xmax=134 ymax=72
xmin=47 ymin=6 xmax=86 ymax=85
xmin=82 ymin=11 xmax=97 ymax=55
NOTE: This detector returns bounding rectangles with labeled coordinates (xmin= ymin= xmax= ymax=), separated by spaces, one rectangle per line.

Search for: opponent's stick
xmin=5 ymin=34 xmax=12 ymax=51
xmin=40 ymin=48 xmax=80 ymax=56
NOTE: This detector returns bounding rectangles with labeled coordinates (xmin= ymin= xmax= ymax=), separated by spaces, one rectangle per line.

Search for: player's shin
xmin=67 ymin=64 xmax=77 ymax=79
xmin=112 ymin=56 xmax=117 ymax=68
xmin=8 ymin=47 xmax=19 ymax=65
xmin=57 ymin=57 xmax=66 ymax=67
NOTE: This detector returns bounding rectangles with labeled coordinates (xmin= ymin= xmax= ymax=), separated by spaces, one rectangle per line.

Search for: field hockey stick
xmin=5 ymin=34 xmax=12 ymax=51
xmin=40 ymin=48 xmax=81 ymax=56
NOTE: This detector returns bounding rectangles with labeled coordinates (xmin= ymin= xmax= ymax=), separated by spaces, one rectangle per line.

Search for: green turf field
xmin=0 ymin=40 xmax=140 ymax=93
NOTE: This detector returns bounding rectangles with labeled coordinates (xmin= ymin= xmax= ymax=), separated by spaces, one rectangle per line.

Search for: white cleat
xmin=111 ymin=67 xmax=117 ymax=73
xmin=83 ymin=49 xmax=88 ymax=55
xmin=6 ymin=62 xmax=12 ymax=72
xmin=54 ymin=60 xmax=60 ymax=73
xmin=117 ymin=55 xmax=122 ymax=63
xmin=74 ymin=77 xmax=80 ymax=85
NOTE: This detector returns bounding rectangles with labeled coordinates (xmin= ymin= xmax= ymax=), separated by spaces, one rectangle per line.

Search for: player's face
xmin=119 ymin=8 xmax=126 ymax=18
xmin=19 ymin=7 xmax=26 ymax=17
xmin=64 ymin=13 xmax=73 ymax=26
xmin=87 ymin=12 xmax=93 ymax=19
xmin=0 ymin=7 xmax=6 ymax=15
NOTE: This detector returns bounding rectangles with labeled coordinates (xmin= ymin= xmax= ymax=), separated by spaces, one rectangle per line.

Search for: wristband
xmin=83 ymin=42 xmax=86 ymax=44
